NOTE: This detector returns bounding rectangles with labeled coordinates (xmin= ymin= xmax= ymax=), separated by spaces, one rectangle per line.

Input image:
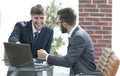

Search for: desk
xmin=3 ymin=58 xmax=53 ymax=76
xmin=8 ymin=64 xmax=53 ymax=76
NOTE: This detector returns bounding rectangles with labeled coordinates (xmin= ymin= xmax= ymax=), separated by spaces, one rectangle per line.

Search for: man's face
xmin=31 ymin=15 xmax=45 ymax=31
xmin=57 ymin=16 xmax=67 ymax=33
xmin=60 ymin=23 xmax=67 ymax=33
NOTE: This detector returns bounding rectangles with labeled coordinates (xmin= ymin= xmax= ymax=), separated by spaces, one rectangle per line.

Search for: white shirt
xmin=68 ymin=25 xmax=78 ymax=38
xmin=32 ymin=23 xmax=40 ymax=37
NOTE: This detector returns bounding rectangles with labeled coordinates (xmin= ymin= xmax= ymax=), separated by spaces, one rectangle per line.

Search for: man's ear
xmin=62 ymin=22 xmax=67 ymax=27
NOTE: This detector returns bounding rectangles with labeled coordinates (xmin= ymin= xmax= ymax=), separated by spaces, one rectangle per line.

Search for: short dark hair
xmin=57 ymin=8 xmax=77 ymax=26
xmin=30 ymin=4 xmax=44 ymax=15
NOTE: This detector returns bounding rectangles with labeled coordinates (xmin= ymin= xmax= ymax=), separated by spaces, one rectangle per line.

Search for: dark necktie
xmin=33 ymin=32 xmax=39 ymax=44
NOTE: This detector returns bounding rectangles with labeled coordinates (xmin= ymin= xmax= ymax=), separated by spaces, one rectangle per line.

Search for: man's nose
xmin=37 ymin=19 xmax=42 ymax=23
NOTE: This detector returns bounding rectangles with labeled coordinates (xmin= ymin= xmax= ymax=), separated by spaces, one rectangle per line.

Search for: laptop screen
xmin=4 ymin=42 xmax=34 ymax=67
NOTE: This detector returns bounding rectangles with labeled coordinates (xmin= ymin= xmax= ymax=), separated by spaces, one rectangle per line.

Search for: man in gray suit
xmin=37 ymin=8 xmax=98 ymax=76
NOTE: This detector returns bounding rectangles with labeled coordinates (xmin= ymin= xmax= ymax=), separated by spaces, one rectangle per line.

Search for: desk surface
xmin=1 ymin=60 xmax=70 ymax=76
xmin=7 ymin=61 xmax=53 ymax=76
xmin=8 ymin=64 xmax=53 ymax=71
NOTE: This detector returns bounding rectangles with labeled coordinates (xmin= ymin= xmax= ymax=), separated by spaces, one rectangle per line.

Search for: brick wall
xmin=79 ymin=0 xmax=112 ymax=64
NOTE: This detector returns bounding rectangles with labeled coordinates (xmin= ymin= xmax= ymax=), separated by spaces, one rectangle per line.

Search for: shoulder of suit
xmin=15 ymin=20 xmax=31 ymax=27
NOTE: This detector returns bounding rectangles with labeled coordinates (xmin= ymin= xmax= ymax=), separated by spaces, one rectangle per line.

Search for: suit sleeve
xmin=47 ymin=35 xmax=86 ymax=67
xmin=8 ymin=22 xmax=22 ymax=43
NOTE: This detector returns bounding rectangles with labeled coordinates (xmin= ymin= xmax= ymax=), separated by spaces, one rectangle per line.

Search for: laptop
xmin=4 ymin=42 xmax=50 ymax=76
xmin=4 ymin=42 xmax=49 ymax=68
xmin=4 ymin=42 xmax=34 ymax=67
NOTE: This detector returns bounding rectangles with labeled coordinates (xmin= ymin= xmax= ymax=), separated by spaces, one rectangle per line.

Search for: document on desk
xmin=34 ymin=62 xmax=49 ymax=68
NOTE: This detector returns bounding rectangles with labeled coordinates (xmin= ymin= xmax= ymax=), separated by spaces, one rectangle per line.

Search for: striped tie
xmin=33 ymin=32 xmax=39 ymax=44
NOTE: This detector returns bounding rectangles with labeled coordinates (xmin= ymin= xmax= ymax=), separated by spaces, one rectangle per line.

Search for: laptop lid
xmin=4 ymin=42 xmax=34 ymax=67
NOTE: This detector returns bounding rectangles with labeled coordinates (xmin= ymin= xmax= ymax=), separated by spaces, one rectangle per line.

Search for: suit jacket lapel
xmin=26 ymin=21 xmax=33 ymax=43
xmin=71 ymin=26 xmax=80 ymax=39
xmin=68 ymin=26 xmax=80 ymax=49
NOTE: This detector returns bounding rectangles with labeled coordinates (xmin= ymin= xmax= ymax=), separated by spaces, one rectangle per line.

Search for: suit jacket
xmin=8 ymin=20 xmax=53 ymax=58
xmin=47 ymin=26 xmax=97 ymax=75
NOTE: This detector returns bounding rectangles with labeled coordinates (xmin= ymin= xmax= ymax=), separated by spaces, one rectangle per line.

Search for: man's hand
xmin=37 ymin=49 xmax=48 ymax=60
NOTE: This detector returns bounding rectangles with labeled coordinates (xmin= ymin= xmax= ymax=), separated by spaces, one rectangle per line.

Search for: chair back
xmin=97 ymin=48 xmax=114 ymax=72
xmin=97 ymin=48 xmax=120 ymax=76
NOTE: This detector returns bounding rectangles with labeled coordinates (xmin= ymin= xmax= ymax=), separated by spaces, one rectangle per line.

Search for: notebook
xmin=3 ymin=42 xmax=34 ymax=67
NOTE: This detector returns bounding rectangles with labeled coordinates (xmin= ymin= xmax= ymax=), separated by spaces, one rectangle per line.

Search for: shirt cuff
xmin=46 ymin=54 xmax=49 ymax=61
xmin=16 ymin=42 xmax=21 ymax=44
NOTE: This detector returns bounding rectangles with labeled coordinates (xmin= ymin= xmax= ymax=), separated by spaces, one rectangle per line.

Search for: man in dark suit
xmin=8 ymin=4 xmax=53 ymax=60
xmin=7 ymin=4 xmax=53 ymax=76
xmin=37 ymin=8 xmax=98 ymax=76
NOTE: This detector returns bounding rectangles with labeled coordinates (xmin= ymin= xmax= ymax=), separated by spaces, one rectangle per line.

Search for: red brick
xmin=93 ymin=0 xmax=107 ymax=4
xmin=80 ymin=4 xmax=96 ymax=8
xmin=103 ymin=35 xmax=111 ymax=39
xmin=86 ymin=26 xmax=102 ymax=30
xmin=86 ymin=31 xmax=95 ymax=34
xmin=100 ymin=18 xmax=112 ymax=21
xmin=79 ymin=9 xmax=83 ymax=12
xmin=94 ymin=43 xmax=107 ymax=48
xmin=79 ymin=13 xmax=89 ymax=16
xmin=109 ymin=0 xmax=112 ymax=4
xmin=79 ymin=0 xmax=91 ymax=3
xmin=103 ymin=26 xmax=112 ymax=30
xmin=84 ymin=8 xmax=99 ymax=12
xmin=106 ymin=13 xmax=112 ymax=17
xmin=98 ymin=40 xmax=111 ymax=44
xmin=97 ymin=5 xmax=112 ymax=8
xmin=95 ymin=30 xmax=111 ymax=34
xmin=79 ymin=18 xmax=84 ymax=21
xmin=94 ymin=22 xmax=108 ymax=26
xmin=85 ymin=17 xmax=100 ymax=21
xmin=95 ymin=56 xmax=101 ymax=61
xmin=94 ymin=48 xmax=102 ymax=52
xmin=90 ymin=13 xmax=105 ymax=17
xmin=100 ymin=9 xmax=112 ymax=12
xmin=91 ymin=35 xmax=102 ymax=39
xmin=80 ymin=22 xmax=93 ymax=25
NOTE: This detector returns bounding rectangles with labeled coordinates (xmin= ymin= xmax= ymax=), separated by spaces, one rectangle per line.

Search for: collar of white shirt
xmin=32 ymin=23 xmax=40 ymax=36
xmin=68 ymin=25 xmax=78 ymax=38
